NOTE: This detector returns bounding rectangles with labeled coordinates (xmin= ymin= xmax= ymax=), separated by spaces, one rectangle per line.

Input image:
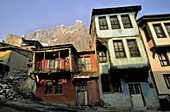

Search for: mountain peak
xmin=26 ymin=20 xmax=91 ymax=51
xmin=74 ymin=20 xmax=85 ymax=28
xmin=75 ymin=20 xmax=82 ymax=23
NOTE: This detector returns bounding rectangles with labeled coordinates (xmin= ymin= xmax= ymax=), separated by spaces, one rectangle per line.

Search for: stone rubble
xmin=0 ymin=74 xmax=33 ymax=101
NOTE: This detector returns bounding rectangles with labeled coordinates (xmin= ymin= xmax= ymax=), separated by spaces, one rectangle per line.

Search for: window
xmin=158 ymin=51 xmax=169 ymax=66
xmin=101 ymin=74 xmax=110 ymax=92
xmin=45 ymin=81 xmax=53 ymax=94
xmin=99 ymin=16 xmax=108 ymax=30
xmin=164 ymin=74 xmax=170 ymax=89
xmin=153 ymin=24 xmax=166 ymax=38
xmin=165 ymin=23 xmax=170 ymax=37
xmin=78 ymin=57 xmax=92 ymax=72
xmin=111 ymin=78 xmax=122 ymax=92
xmin=127 ymin=40 xmax=140 ymax=57
xmin=113 ymin=40 xmax=126 ymax=58
xmin=121 ymin=15 xmax=132 ymax=28
xmin=128 ymin=84 xmax=141 ymax=95
xmin=99 ymin=51 xmax=107 ymax=63
xmin=84 ymin=57 xmax=92 ymax=71
xmin=78 ymin=58 xmax=84 ymax=72
xmin=55 ymin=81 xmax=62 ymax=94
xmin=110 ymin=15 xmax=120 ymax=29
xmin=48 ymin=59 xmax=55 ymax=69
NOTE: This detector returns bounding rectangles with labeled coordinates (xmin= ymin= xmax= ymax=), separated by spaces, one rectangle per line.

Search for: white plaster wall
xmin=95 ymin=12 xmax=139 ymax=38
xmin=148 ymin=20 xmax=170 ymax=46
xmin=108 ymin=37 xmax=148 ymax=68
xmin=153 ymin=71 xmax=170 ymax=95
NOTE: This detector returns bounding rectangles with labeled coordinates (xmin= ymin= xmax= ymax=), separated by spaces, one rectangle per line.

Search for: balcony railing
xmin=34 ymin=59 xmax=70 ymax=72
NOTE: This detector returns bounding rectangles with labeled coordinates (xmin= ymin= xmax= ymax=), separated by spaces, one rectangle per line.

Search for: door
xmin=128 ymin=84 xmax=144 ymax=107
xmin=76 ymin=86 xmax=88 ymax=106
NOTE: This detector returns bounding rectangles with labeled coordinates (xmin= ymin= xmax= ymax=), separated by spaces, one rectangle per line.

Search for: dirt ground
xmin=0 ymin=100 xmax=170 ymax=112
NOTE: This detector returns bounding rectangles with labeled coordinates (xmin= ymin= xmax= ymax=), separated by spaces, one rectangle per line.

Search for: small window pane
xmin=127 ymin=40 xmax=140 ymax=57
xmin=99 ymin=16 xmax=108 ymax=30
xmin=164 ymin=74 xmax=170 ymax=89
xmin=158 ymin=52 xmax=169 ymax=66
xmin=98 ymin=51 xmax=107 ymax=63
xmin=165 ymin=23 xmax=170 ymax=37
xmin=153 ymin=24 xmax=166 ymax=38
xmin=113 ymin=40 xmax=126 ymax=58
xmin=45 ymin=81 xmax=53 ymax=94
xmin=121 ymin=15 xmax=132 ymax=28
xmin=110 ymin=16 xmax=120 ymax=29
xmin=55 ymin=81 xmax=62 ymax=94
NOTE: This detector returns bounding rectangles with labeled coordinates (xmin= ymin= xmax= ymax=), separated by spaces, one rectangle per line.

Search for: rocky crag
xmin=26 ymin=20 xmax=91 ymax=51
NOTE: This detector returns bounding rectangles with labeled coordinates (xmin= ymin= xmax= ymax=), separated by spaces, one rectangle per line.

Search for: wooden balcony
xmin=33 ymin=58 xmax=70 ymax=73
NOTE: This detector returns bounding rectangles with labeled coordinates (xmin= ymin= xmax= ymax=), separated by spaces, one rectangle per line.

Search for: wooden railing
xmin=34 ymin=59 xmax=70 ymax=72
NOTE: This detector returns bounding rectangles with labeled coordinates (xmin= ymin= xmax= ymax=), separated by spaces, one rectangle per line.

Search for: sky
xmin=0 ymin=0 xmax=170 ymax=41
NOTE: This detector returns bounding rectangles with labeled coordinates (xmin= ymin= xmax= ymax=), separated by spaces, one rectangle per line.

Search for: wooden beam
xmin=58 ymin=51 xmax=60 ymax=69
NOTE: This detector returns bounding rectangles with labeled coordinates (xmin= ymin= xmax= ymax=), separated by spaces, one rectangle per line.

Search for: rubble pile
xmin=0 ymin=69 xmax=35 ymax=101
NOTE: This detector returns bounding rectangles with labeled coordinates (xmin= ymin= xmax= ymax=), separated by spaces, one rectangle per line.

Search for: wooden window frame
xmin=164 ymin=74 xmax=170 ymax=89
xmin=128 ymin=84 xmax=141 ymax=95
xmin=113 ymin=40 xmax=126 ymax=58
xmin=110 ymin=15 xmax=120 ymax=29
xmin=121 ymin=15 xmax=133 ymax=29
xmin=112 ymin=78 xmax=122 ymax=92
xmin=127 ymin=39 xmax=140 ymax=57
xmin=164 ymin=23 xmax=170 ymax=37
xmin=98 ymin=16 xmax=109 ymax=30
xmin=78 ymin=57 xmax=92 ymax=72
xmin=158 ymin=51 xmax=170 ymax=67
xmin=45 ymin=81 xmax=53 ymax=94
xmin=153 ymin=24 xmax=166 ymax=38
xmin=99 ymin=51 xmax=107 ymax=63
xmin=55 ymin=81 xmax=63 ymax=94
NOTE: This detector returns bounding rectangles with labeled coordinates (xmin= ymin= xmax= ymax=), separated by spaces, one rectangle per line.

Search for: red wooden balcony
xmin=34 ymin=58 xmax=70 ymax=72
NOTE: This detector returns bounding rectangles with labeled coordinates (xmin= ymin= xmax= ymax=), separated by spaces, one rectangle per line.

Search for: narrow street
xmin=0 ymin=100 xmax=170 ymax=112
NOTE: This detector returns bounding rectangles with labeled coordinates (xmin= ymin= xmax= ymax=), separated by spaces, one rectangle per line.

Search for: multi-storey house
xmin=31 ymin=44 xmax=99 ymax=106
xmin=90 ymin=5 xmax=159 ymax=108
xmin=73 ymin=51 xmax=99 ymax=106
xmin=32 ymin=44 xmax=77 ymax=105
xmin=137 ymin=14 xmax=170 ymax=109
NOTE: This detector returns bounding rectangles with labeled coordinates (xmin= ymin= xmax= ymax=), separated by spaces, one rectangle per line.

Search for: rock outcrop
xmin=26 ymin=20 xmax=91 ymax=51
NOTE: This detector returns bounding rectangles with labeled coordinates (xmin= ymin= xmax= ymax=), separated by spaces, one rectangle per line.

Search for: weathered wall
xmin=90 ymin=16 xmax=97 ymax=51
xmin=36 ymin=78 xmax=76 ymax=105
xmin=8 ymin=50 xmax=30 ymax=74
xmin=141 ymin=72 xmax=160 ymax=109
xmin=6 ymin=50 xmax=34 ymax=98
xmin=108 ymin=37 xmax=148 ymax=69
xmin=87 ymin=80 xmax=100 ymax=106
xmin=5 ymin=34 xmax=23 ymax=47
xmin=95 ymin=13 xmax=139 ymax=38
xmin=0 ymin=50 xmax=12 ymax=65
xmin=101 ymin=79 xmax=132 ymax=107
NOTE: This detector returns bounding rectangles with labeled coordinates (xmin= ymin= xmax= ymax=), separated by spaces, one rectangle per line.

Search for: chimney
xmin=23 ymin=34 xmax=26 ymax=38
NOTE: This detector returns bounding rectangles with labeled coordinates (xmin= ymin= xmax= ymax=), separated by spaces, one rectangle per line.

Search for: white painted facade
xmin=95 ymin=13 xmax=139 ymax=38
